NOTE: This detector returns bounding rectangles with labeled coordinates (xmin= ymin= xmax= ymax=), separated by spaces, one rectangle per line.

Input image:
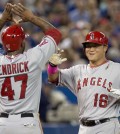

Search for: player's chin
xmin=87 ymin=55 xmax=96 ymax=61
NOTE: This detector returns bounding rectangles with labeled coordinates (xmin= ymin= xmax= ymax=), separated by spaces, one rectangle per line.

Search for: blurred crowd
xmin=0 ymin=0 xmax=120 ymax=123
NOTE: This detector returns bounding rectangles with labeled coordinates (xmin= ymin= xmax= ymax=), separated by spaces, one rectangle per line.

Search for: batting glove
xmin=49 ymin=48 xmax=67 ymax=66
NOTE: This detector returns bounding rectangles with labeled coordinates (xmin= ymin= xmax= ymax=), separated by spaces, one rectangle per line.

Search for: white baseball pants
xmin=0 ymin=113 xmax=43 ymax=134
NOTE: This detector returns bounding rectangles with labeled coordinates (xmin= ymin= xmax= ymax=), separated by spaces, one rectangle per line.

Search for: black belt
xmin=80 ymin=118 xmax=110 ymax=127
xmin=0 ymin=113 xmax=34 ymax=118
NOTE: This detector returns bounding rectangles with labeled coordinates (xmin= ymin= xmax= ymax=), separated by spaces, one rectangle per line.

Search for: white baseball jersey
xmin=0 ymin=35 xmax=57 ymax=114
xmin=59 ymin=60 xmax=120 ymax=120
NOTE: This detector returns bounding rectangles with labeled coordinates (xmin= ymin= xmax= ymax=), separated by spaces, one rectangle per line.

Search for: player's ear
xmin=20 ymin=42 xmax=25 ymax=53
xmin=103 ymin=45 xmax=108 ymax=53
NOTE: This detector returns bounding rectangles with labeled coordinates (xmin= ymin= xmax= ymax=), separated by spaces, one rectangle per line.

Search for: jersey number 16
xmin=94 ymin=93 xmax=108 ymax=108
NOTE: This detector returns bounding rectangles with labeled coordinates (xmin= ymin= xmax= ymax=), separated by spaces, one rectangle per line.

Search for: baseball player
xmin=47 ymin=31 xmax=120 ymax=134
xmin=0 ymin=3 xmax=61 ymax=134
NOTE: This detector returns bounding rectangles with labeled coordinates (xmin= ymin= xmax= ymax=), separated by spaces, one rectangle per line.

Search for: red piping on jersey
xmin=5 ymin=54 xmax=20 ymax=60
xmin=44 ymin=28 xmax=62 ymax=45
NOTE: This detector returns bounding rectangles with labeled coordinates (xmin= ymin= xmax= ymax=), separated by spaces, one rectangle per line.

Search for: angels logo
xmin=99 ymin=38 xmax=103 ymax=42
xmin=39 ymin=39 xmax=48 ymax=47
xmin=90 ymin=33 xmax=94 ymax=40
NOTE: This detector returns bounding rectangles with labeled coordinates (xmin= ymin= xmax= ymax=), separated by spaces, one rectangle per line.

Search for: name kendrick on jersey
xmin=0 ymin=61 xmax=29 ymax=76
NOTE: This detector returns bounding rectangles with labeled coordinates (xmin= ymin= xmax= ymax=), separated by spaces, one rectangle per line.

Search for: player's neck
xmin=7 ymin=46 xmax=25 ymax=56
xmin=6 ymin=43 xmax=25 ymax=56
xmin=89 ymin=58 xmax=108 ymax=68
xmin=7 ymin=51 xmax=21 ymax=56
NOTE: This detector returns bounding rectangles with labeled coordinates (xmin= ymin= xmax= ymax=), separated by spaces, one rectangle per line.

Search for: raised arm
xmin=12 ymin=3 xmax=61 ymax=44
xmin=47 ymin=49 xmax=67 ymax=84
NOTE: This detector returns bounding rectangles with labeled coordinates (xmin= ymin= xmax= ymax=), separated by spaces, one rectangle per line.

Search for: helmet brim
xmin=82 ymin=40 xmax=106 ymax=46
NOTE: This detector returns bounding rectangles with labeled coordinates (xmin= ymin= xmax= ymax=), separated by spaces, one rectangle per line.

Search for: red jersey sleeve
xmin=44 ymin=28 xmax=62 ymax=45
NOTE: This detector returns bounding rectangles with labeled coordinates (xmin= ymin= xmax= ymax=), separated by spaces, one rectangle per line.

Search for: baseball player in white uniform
xmin=47 ymin=31 xmax=120 ymax=134
xmin=0 ymin=3 xmax=61 ymax=134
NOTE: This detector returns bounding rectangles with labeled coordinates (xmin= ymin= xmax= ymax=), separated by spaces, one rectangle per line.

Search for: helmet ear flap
xmin=1 ymin=24 xmax=25 ymax=52
xmin=83 ymin=43 xmax=86 ymax=48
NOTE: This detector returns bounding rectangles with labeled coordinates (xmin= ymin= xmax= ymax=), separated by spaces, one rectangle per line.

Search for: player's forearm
xmin=47 ymin=51 xmax=67 ymax=83
xmin=48 ymin=73 xmax=59 ymax=83
xmin=28 ymin=15 xmax=56 ymax=33
xmin=12 ymin=3 xmax=62 ymax=44
xmin=47 ymin=63 xmax=59 ymax=84
xmin=12 ymin=3 xmax=55 ymax=32
xmin=0 ymin=18 xmax=7 ymax=30
xmin=28 ymin=15 xmax=61 ymax=44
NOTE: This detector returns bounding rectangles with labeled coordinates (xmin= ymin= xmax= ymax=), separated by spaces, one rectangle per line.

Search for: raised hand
xmin=49 ymin=48 xmax=67 ymax=65
xmin=12 ymin=3 xmax=34 ymax=23
xmin=1 ymin=3 xmax=17 ymax=23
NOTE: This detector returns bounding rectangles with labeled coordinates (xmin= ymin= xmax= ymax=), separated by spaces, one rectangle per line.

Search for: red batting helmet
xmin=82 ymin=31 xmax=108 ymax=46
xmin=1 ymin=24 xmax=25 ymax=52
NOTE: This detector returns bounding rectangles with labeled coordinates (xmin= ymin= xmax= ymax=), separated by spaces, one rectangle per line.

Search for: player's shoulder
xmin=109 ymin=60 xmax=120 ymax=67
xmin=69 ymin=64 xmax=87 ymax=72
xmin=61 ymin=64 xmax=86 ymax=71
xmin=109 ymin=60 xmax=120 ymax=72
xmin=73 ymin=64 xmax=87 ymax=69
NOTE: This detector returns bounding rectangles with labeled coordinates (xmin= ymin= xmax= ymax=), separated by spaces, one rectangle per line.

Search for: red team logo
xmin=39 ymin=39 xmax=48 ymax=47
